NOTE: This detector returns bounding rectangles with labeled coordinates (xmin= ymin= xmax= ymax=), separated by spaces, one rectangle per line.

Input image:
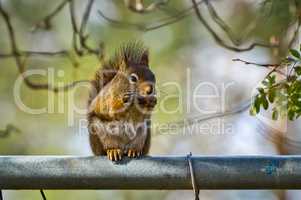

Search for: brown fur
xmin=87 ymin=41 xmax=156 ymax=159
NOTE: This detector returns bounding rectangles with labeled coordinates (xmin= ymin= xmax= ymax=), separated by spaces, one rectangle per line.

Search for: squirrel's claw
xmin=107 ymin=149 xmax=122 ymax=161
xmin=127 ymin=149 xmax=142 ymax=158
xmin=117 ymin=149 xmax=122 ymax=160
xmin=128 ymin=149 xmax=135 ymax=157
xmin=107 ymin=150 xmax=112 ymax=160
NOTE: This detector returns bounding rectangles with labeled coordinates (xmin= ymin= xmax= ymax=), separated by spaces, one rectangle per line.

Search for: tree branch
xmin=123 ymin=0 xmax=170 ymax=14
xmin=33 ymin=0 xmax=70 ymax=30
xmin=0 ymin=1 xmax=87 ymax=92
xmin=98 ymin=0 xmax=205 ymax=32
xmin=204 ymin=0 xmax=260 ymax=46
xmin=232 ymin=58 xmax=280 ymax=68
xmin=0 ymin=124 xmax=20 ymax=138
xmin=232 ymin=58 xmax=286 ymax=76
xmin=101 ymin=0 xmax=278 ymax=52
xmin=191 ymin=0 xmax=278 ymax=52
xmin=0 ymin=50 xmax=68 ymax=58
xmin=288 ymin=0 xmax=301 ymax=49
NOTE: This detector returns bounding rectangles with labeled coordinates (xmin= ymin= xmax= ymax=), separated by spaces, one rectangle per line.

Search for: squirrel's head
xmin=111 ymin=41 xmax=157 ymax=112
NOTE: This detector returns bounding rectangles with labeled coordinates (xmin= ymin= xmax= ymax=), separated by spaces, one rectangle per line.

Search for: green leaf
xmin=262 ymin=95 xmax=269 ymax=110
xmin=268 ymin=88 xmax=276 ymax=103
xmin=257 ymin=87 xmax=265 ymax=94
xmin=291 ymin=93 xmax=300 ymax=104
xmin=262 ymin=80 xmax=269 ymax=86
xmin=267 ymin=75 xmax=276 ymax=85
xmin=295 ymin=66 xmax=301 ymax=75
xmin=294 ymin=81 xmax=301 ymax=92
xmin=290 ymin=49 xmax=301 ymax=59
xmin=272 ymin=109 xmax=279 ymax=120
xmin=254 ymin=96 xmax=261 ymax=113
xmin=288 ymin=109 xmax=295 ymax=120
xmin=289 ymin=75 xmax=297 ymax=82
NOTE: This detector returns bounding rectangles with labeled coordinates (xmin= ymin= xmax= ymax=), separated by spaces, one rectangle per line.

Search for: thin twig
xmin=102 ymin=0 xmax=278 ymax=51
xmin=69 ymin=0 xmax=83 ymax=55
xmin=204 ymin=0 xmax=261 ymax=46
xmin=98 ymin=0 xmax=205 ymax=32
xmin=191 ymin=0 xmax=278 ymax=52
xmin=79 ymin=0 xmax=94 ymax=36
xmin=232 ymin=58 xmax=280 ymax=68
xmin=98 ymin=9 xmax=189 ymax=32
xmin=288 ymin=0 xmax=300 ymax=49
xmin=0 ymin=124 xmax=20 ymax=138
xmin=32 ymin=0 xmax=101 ymax=57
xmin=78 ymin=0 xmax=99 ymax=55
xmin=232 ymin=58 xmax=286 ymax=76
xmin=33 ymin=0 xmax=70 ymax=30
xmin=0 ymin=2 xmax=87 ymax=92
xmin=288 ymin=18 xmax=300 ymax=49
xmin=0 ymin=50 xmax=68 ymax=58
xmin=68 ymin=0 xmax=101 ymax=57
xmin=0 ymin=50 xmax=79 ymax=69
xmin=205 ymin=0 xmax=240 ymax=45
xmin=124 ymin=0 xmax=170 ymax=14
xmin=69 ymin=0 xmax=79 ymax=33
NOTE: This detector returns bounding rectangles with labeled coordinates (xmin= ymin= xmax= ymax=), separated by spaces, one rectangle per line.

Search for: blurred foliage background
xmin=0 ymin=0 xmax=301 ymax=199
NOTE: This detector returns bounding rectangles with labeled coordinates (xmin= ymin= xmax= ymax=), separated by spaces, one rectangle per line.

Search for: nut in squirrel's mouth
xmin=137 ymin=95 xmax=157 ymax=109
xmin=123 ymin=93 xmax=157 ymax=110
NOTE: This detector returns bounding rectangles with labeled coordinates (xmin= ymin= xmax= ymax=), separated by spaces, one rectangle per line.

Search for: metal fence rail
xmin=0 ymin=155 xmax=301 ymax=190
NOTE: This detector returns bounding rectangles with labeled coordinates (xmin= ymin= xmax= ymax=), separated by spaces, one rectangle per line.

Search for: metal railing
xmin=0 ymin=155 xmax=301 ymax=190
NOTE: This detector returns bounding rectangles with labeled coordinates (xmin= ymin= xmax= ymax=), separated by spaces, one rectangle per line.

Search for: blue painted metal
xmin=0 ymin=156 xmax=300 ymax=189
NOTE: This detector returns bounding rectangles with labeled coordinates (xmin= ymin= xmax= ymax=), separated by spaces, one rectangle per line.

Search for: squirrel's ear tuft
xmin=113 ymin=41 xmax=149 ymax=69
xmin=140 ymin=50 xmax=149 ymax=66
xmin=122 ymin=41 xmax=149 ymax=66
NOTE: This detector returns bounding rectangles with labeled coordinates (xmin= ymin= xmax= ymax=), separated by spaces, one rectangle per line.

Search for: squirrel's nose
xmin=141 ymin=84 xmax=154 ymax=96
xmin=145 ymin=85 xmax=153 ymax=95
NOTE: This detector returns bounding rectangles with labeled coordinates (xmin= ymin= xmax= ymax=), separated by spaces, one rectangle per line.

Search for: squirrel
xmin=87 ymin=41 xmax=157 ymax=161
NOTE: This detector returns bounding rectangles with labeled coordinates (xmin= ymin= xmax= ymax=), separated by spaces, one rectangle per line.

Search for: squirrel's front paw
xmin=127 ymin=149 xmax=142 ymax=158
xmin=106 ymin=149 xmax=122 ymax=161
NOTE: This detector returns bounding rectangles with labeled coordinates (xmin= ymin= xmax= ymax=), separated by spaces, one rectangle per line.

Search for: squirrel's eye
xmin=129 ymin=73 xmax=138 ymax=83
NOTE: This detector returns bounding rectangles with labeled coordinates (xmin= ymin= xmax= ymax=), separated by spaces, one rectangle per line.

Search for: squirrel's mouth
xmin=137 ymin=95 xmax=157 ymax=109
xmin=123 ymin=93 xmax=157 ymax=110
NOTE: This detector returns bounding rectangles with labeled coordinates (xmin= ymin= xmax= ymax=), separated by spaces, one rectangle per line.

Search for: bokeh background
xmin=0 ymin=0 xmax=301 ymax=199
